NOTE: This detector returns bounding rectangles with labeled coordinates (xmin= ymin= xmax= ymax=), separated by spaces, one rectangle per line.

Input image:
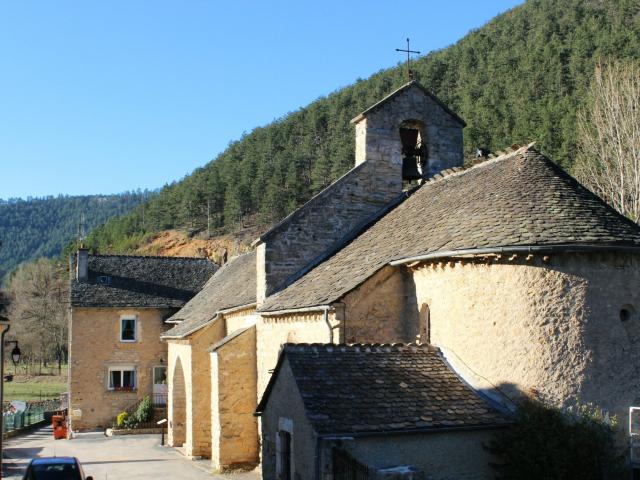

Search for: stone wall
xmin=224 ymin=306 xmax=258 ymax=334
xmin=167 ymin=319 xmax=225 ymax=458
xmin=341 ymin=265 xmax=418 ymax=343
xmin=256 ymin=161 xmax=398 ymax=303
xmin=168 ymin=340 xmax=190 ymax=448
xmin=354 ymin=83 xmax=464 ymax=177
xmin=210 ymin=326 xmax=259 ymax=471
xmin=260 ymin=357 xmax=317 ymax=480
xmin=341 ymin=429 xmax=500 ymax=480
xmin=410 ymin=252 xmax=640 ymax=423
xmin=256 ymin=312 xmax=338 ymax=400
xmin=68 ymin=307 xmax=170 ymax=431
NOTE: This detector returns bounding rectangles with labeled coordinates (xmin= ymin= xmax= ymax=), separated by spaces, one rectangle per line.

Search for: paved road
xmin=2 ymin=426 xmax=260 ymax=480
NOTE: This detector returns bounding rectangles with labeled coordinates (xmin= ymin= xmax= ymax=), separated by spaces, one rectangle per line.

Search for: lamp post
xmin=0 ymin=315 xmax=10 ymax=479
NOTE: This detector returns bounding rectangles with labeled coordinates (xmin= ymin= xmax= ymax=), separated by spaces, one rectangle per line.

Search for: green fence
xmin=2 ymin=400 xmax=62 ymax=434
xmin=3 ymin=406 xmax=45 ymax=433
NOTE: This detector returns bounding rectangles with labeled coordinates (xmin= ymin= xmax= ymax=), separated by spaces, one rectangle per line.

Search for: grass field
xmin=2 ymin=364 xmax=68 ymax=402
xmin=3 ymin=382 xmax=67 ymax=401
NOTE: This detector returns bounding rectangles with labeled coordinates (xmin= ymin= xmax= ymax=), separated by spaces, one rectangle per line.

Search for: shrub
xmin=134 ymin=396 xmax=153 ymax=424
xmin=116 ymin=411 xmax=128 ymax=427
xmin=488 ymin=400 xmax=627 ymax=480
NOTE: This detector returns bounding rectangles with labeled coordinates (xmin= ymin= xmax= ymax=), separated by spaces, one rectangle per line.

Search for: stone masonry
xmin=69 ymin=307 xmax=171 ymax=431
xmin=210 ymin=326 xmax=259 ymax=472
xmin=410 ymin=252 xmax=640 ymax=423
xmin=254 ymin=82 xmax=464 ymax=304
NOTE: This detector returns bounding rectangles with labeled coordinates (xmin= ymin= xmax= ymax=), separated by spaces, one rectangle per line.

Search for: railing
xmin=3 ymin=406 xmax=45 ymax=433
xmin=2 ymin=398 xmax=64 ymax=435
xmin=332 ymin=449 xmax=370 ymax=480
xmin=111 ymin=394 xmax=167 ymax=430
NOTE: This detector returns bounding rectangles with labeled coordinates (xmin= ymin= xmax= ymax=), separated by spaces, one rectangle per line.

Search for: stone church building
xmin=152 ymin=80 xmax=640 ymax=476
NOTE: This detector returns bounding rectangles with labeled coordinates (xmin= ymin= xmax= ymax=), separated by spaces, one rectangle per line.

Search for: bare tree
xmin=574 ymin=59 xmax=640 ymax=223
xmin=6 ymin=258 xmax=68 ymax=375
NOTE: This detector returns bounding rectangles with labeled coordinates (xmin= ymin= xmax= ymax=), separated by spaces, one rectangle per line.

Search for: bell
xmin=402 ymin=156 xmax=423 ymax=180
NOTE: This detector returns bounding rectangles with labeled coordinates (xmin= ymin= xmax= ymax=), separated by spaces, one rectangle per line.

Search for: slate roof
xmin=350 ymin=80 xmax=467 ymax=127
xmin=162 ymin=250 xmax=256 ymax=338
xmin=70 ymin=254 xmax=217 ymax=308
xmin=256 ymin=343 xmax=511 ymax=435
xmin=259 ymin=145 xmax=640 ymax=312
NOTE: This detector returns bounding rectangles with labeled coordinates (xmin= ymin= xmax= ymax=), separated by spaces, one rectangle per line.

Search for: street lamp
xmin=6 ymin=342 xmax=21 ymax=367
xmin=0 ymin=315 xmax=10 ymax=478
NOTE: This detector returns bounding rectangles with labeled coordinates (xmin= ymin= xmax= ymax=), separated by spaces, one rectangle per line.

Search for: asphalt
xmin=2 ymin=426 xmax=260 ymax=480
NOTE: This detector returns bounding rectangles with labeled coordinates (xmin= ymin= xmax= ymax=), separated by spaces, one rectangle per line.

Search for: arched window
xmin=400 ymin=119 xmax=427 ymax=185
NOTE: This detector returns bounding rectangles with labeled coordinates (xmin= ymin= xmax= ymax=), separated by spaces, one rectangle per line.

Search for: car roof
xmin=31 ymin=457 xmax=77 ymax=465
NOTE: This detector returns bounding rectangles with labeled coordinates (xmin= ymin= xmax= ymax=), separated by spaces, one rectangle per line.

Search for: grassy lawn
xmin=2 ymin=364 xmax=68 ymax=402
xmin=4 ymin=381 xmax=67 ymax=401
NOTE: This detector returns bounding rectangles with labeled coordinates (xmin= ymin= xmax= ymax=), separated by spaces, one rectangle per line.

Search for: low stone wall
xmin=106 ymin=427 xmax=164 ymax=436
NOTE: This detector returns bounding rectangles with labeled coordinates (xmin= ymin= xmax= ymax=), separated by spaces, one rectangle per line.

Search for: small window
xmin=97 ymin=275 xmax=112 ymax=285
xmin=108 ymin=367 xmax=136 ymax=391
xmin=120 ymin=317 xmax=137 ymax=342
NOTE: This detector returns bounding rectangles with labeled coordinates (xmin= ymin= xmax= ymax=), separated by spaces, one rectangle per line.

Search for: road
xmin=2 ymin=426 xmax=260 ymax=480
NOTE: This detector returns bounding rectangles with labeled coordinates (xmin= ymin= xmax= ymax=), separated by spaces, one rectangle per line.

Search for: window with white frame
xmin=120 ymin=316 xmax=137 ymax=342
xmin=108 ymin=366 xmax=136 ymax=391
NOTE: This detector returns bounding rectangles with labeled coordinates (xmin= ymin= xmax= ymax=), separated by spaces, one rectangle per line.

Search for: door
xmin=153 ymin=366 xmax=168 ymax=405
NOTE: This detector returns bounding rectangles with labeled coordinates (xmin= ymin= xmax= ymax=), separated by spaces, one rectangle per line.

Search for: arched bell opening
xmin=399 ymin=119 xmax=427 ymax=189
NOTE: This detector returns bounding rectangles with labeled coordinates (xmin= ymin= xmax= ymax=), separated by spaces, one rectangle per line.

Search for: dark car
xmin=22 ymin=457 xmax=93 ymax=480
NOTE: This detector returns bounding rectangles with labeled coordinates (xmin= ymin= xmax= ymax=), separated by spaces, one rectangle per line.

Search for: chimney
xmin=76 ymin=248 xmax=89 ymax=282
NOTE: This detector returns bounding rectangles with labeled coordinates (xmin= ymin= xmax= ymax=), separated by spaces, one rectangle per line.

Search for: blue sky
xmin=0 ymin=1 xmax=523 ymax=199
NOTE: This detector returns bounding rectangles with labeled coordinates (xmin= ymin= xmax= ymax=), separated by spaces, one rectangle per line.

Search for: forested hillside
xmin=0 ymin=192 xmax=151 ymax=278
xmin=86 ymin=0 xmax=640 ymax=253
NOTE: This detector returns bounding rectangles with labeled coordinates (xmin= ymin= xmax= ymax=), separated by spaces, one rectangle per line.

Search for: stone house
xmin=68 ymin=250 xmax=216 ymax=431
xmin=157 ymin=79 xmax=640 ymax=473
xmin=256 ymin=343 xmax=511 ymax=480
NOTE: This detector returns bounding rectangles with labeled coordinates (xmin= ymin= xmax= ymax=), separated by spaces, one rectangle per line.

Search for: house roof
xmin=256 ymin=343 xmax=511 ymax=435
xmin=161 ymin=250 xmax=256 ymax=339
xmin=259 ymin=145 xmax=640 ymax=312
xmin=350 ymin=80 xmax=466 ymax=127
xmin=70 ymin=254 xmax=216 ymax=309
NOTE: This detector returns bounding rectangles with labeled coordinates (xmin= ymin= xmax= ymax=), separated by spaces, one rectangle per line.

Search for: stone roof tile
xmin=257 ymin=343 xmax=510 ymax=434
xmin=70 ymin=254 xmax=217 ymax=308
xmin=260 ymin=145 xmax=640 ymax=312
xmin=162 ymin=250 xmax=256 ymax=338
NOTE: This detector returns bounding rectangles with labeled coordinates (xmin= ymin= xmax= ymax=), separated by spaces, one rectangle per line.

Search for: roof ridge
xmin=89 ymin=253 xmax=214 ymax=262
xmin=282 ymin=342 xmax=436 ymax=353
xmin=423 ymin=142 xmax=537 ymax=186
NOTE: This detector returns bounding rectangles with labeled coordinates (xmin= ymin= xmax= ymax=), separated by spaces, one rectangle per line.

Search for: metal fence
xmin=3 ymin=406 xmax=45 ymax=433
xmin=2 ymin=399 xmax=63 ymax=434
xmin=332 ymin=448 xmax=370 ymax=480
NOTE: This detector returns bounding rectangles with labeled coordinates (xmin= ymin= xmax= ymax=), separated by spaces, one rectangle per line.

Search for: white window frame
xmin=107 ymin=366 xmax=137 ymax=391
xmin=120 ymin=315 xmax=138 ymax=343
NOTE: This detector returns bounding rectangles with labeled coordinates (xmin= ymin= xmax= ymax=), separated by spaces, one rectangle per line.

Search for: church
xmin=155 ymin=79 xmax=640 ymax=477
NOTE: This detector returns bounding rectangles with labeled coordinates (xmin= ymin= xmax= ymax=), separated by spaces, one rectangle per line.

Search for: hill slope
xmin=86 ymin=0 xmax=640 ymax=254
xmin=0 ymin=192 xmax=151 ymax=278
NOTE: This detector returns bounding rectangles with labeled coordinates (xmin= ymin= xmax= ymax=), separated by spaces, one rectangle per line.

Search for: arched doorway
xmin=170 ymin=357 xmax=186 ymax=447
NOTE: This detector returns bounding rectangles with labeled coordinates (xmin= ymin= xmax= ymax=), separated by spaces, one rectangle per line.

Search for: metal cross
xmin=395 ymin=38 xmax=420 ymax=81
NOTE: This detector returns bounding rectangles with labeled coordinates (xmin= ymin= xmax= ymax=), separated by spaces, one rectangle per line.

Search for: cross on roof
xmin=395 ymin=38 xmax=420 ymax=81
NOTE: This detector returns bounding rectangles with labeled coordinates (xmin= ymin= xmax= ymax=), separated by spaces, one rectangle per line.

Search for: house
xmin=155 ymin=79 xmax=640 ymax=474
xmin=255 ymin=343 xmax=511 ymax=480
xmin=68 ymin=250 xmax=216 ymax=431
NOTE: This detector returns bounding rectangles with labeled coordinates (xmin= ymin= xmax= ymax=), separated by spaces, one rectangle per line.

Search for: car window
xmin=26 ymin=463 xmax=82 ymax=480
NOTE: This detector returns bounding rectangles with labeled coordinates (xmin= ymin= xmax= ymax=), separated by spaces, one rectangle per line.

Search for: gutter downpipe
xmin=323 ymin=307 xmax=333 ymax=344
